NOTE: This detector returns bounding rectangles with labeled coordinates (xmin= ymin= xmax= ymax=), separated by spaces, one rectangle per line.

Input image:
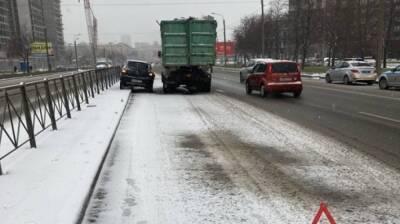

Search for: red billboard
xmin=215 ymin=41 xmax=235 ymax=56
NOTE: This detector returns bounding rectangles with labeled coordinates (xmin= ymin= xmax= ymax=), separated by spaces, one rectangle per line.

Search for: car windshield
xmin=271 ymin=63 xmax=298 ymax=73
xmin=127 ymin=61 xmax=148 ymax=73
xmin=351 ymin=62 xmax=371 ymax=67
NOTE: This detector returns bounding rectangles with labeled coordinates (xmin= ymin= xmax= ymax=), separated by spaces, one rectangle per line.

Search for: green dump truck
xmin=160 ymin=17 xmax=217 ymax=93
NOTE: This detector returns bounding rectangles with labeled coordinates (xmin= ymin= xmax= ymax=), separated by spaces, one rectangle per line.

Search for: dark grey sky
xmin=61 ymin=0 xmax=264 ymax=46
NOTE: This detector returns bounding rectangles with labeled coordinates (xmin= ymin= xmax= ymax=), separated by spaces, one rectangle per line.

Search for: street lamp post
xmin=212 ymin=12 xmax=227 ymax=65
xmin=74 ymin=34 xmax=81 ymax=71
xmin=74 ymin=40 xmax=79 ymax=71
xmin=261 ymin=0 xmax=265 ymax=58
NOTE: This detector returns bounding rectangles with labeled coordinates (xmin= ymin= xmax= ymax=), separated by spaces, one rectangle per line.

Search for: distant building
xmin=0 ymin=0 xmax=19 ymax=58
xmin=16 ymin=0 xmax=46 ymax=41
xmin=134 ymin=42 xmax=161 ymax=62
xmin=42 ymin=0 xmax=65 ymax=61
xmin=120 ymin=34 xmax=132 ymax=47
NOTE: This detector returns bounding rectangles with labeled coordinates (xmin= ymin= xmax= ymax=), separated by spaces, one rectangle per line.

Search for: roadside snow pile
xmin=302 ymin=73 xmax=325 ymax=79
xmin=0 ymin=85 xmax=130 ymax=224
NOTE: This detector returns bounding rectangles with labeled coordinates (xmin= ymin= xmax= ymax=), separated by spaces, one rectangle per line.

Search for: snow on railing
xmin=0 ymin=67 xmax=121 ymax=175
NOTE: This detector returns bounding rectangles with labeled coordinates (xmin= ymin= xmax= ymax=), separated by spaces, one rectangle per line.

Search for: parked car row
xmin=238 ymin=58 xmax=399 ymax=99
xmin=325 ymin=62 xmax=400 ymax=90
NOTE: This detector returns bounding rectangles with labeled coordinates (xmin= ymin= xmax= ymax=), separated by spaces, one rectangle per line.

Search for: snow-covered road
xmin=83 ymin=78 xmax=400 ymax=224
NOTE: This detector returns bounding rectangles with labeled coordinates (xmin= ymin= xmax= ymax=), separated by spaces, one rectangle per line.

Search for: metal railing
xmin=0 ymin=67 xmax=121 ymax=175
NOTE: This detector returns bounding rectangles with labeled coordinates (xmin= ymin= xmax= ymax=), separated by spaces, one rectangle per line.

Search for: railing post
xmin=117 ymin=67 xmax=120 ymax=84
xmin=44 ymin=79 xmax=57 ymax=130
xmin=20 ymin=83 xmax=37 ymax=148
xmin=113 ymin=68 xmax=117 ymax=84
xmin=106 ymin=69 xmax=110 ymax=88
xmin=60 ymin=76 xmax=72 ymax=118
xmin=103 ymin=70 xmax=108 ymax=89
xmin=107 ymin=69 xmax=112 ymax=88
xmin=100 ymin=70 xmax=105 ymax=91
xmin=88 ymin=71 xmax=95 ymax=98
xmin=81 ymin=73 xmax=89 ymax=104
xmin=95 ymin=70 xmax=100 ymax=94
xmin=72 ymin=75 xmax=81 ymax=111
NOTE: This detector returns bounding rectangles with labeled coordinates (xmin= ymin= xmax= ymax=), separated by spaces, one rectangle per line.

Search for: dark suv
xmin=120 ymin=60 xmax=155 ymax=92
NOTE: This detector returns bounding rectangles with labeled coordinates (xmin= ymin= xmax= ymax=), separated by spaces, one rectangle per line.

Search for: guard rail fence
xmin=0 ymin=67 xmax=121 ymax=175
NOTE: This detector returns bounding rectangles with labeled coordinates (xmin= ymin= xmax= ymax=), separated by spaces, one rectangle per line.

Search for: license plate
xmin=130 ymin=79 xmax=142 ymax=83
xmin=280 ymin=78 xmax=292 ymax=82
xmin=362 ymin=71 xmax=371 ymax=74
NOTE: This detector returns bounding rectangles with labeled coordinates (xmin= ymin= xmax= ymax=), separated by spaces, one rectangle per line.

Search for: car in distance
xmin=120 ymin=60 xmax=155 ymax=92
xmin=378 ymin=65 xmax=400 ymax=90
xmin=96 ymin=62 xmax=110 ymax=69
xmin=245 ymin=60 xmax=303 ymax=98
xmin=239 ymin=58 xmax=273 ymax=83
xmin=325 ymin=61 xmax=377 ymax=85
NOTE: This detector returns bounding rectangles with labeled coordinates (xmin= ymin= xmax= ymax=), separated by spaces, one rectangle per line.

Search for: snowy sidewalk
xmin=0 ymin=84 xmax=130 ymax=224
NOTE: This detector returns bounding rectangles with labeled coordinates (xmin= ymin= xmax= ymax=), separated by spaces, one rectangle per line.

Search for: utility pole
xmin=223 ymin=18 xmax=227 ymax=65
xmin=44 ymin=28 xmax=52 ymax=72
xmin=376 ymin=0 xmax=385 ymax=74
xmin=261 ymin=0 xmax=265 ymax=58
xmin=74 ymin=40 xmax=79 ymax=70
xmin=212 ymin=12 xmax=228 ymax=65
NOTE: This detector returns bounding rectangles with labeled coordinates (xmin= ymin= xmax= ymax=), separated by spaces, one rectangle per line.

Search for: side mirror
xmin=157 ymin=51 xmax=162 ymax=58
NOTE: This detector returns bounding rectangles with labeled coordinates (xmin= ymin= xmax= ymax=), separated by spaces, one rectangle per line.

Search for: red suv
xmin=245 ymin=60 xmax=303 ymax=98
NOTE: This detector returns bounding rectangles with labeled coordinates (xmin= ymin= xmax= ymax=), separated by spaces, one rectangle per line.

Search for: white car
xmin=239 ymin=58 xmax=274 ymax=83
xmin=326 ymin=61 xmax=377 ymax=85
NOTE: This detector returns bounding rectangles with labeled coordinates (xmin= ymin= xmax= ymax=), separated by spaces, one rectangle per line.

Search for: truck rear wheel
xmin=200 ymin=81 xmax=211 ymax=92
xmin=163 ymin=82 xmax=175 ymax=93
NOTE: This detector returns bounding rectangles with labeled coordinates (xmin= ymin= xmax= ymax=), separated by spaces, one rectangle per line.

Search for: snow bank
xmin=0 ymin=84 xmax=130 ymax=224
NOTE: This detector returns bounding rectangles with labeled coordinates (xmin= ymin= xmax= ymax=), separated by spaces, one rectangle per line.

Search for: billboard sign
xmin=31 ymin=42 xmax=54 ymax=56
xmin=215 ymin=41 xmax=235 ymax=56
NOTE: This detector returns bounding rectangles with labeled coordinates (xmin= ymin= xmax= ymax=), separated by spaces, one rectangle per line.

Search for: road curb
xmin=75 ymin=90 xmax=131 ymax=224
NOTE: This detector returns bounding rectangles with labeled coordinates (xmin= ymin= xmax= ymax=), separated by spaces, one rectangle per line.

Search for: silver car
xmin=239 ymin=58 xmax=273 ymax=83
xmin=378 ymin=65 xmax=400 ymax=89
xmin=326 ymin=61 xmax=377 ymax=85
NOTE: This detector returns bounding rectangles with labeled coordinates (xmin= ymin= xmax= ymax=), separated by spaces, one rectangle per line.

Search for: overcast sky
xmin=61 ymin=0 xmax=263 ymax=46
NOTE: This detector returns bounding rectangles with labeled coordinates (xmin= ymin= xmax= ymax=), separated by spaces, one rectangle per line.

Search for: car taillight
xmin=351 ymin=69 xmax=359 ymax=74
xmin=121 ymin=68 xmax=128 ymax=75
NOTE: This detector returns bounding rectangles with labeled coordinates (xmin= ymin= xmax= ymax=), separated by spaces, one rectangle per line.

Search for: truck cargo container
xmin=159 ymin=17 xmax=217 ymax=93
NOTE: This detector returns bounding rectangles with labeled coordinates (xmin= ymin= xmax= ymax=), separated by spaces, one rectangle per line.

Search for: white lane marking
xmin=359 ymin=112 xmax=400 ymax=124
xmin=216 ymin=89 xmax=225 ymax=93
xmin=309 ymin=85 xmax=400 ymax=102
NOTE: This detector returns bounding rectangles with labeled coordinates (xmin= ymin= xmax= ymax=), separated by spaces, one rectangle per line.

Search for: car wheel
xmin=343 ymin=76 xmax=351 ymax=85
xmin=260 ymin=85 xmax=267 ymax=98
xmin=163 ymin=82 xmax=169 ymax=93
xmin=203 ymin=81 xmax=211 ymax=93
xmin=293 ymin=92 xmax=302 ymax=98
xmin=146 ymin=84 xmax=153 ymax=93
xmin=379 ymin=78 xmax=389 ymax=90
xmin=245 ymin=82 xmax=252 ymax=95
xmin=326 ymin=74 xmax=332 ymax=83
